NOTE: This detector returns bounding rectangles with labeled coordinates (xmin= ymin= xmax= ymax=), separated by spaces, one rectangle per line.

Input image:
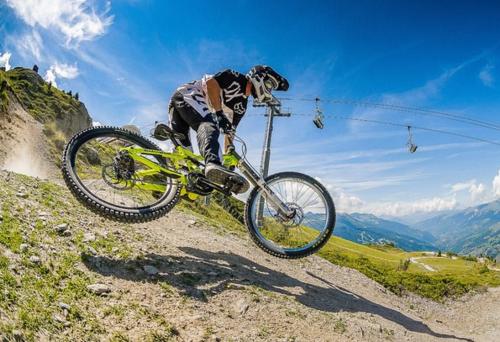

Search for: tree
xmin=47 ymin=82 xmax=52 ymax=94
xmin=437 ymin=250 xmax=441 ymax=257
xmin=68 ymin=90 xmax=72 ymax=97
xmin=398 ymin=259 xmax=410 ymax=271
xmin=0 ymin=80 xmax=7 ymax=92
xmin=32 ymin=64 xmax=39 ymax=73
xmin=74 ymin=92 xmax=79 ymax=101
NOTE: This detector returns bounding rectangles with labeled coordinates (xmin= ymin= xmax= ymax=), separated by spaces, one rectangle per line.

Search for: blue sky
xmin=1 ymin=0 xmax=500 ymax=218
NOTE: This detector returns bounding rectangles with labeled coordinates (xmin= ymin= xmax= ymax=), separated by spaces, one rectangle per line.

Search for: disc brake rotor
xmin=275 ymin=202 xmax=304 ymax=227
xmin=101 ymin=151 xmax=136 ymax=190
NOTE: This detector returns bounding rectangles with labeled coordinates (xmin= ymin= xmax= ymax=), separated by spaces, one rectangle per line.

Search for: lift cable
xmin=276 ymin=97 xmax=500 ymax=132
xmin=247 ymin=111 xmax=500 ymax=147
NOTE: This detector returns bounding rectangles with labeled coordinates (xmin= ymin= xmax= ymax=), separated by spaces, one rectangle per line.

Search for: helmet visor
xmin=264 ymin=78 xmax=278 ymax=91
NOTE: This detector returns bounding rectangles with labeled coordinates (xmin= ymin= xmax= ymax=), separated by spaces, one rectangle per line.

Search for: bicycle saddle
xmin=152 ymin=122 xmax=186 ymax=142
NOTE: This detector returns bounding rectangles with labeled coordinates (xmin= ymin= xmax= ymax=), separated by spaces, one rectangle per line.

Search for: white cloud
xmin=479 ymin=63 xmax=494 ymax=87
xmin=493 ymin=170 xmax=500 ymax=198
xmin=469 ymin=183 xmax=486 ymax=201
xmin=44 ymin=62 xmax=79 ymax=88
xmin=0 ymin=52 xmax=12 ymax=71
xmin=451 ymin=179 xmax=488 ymax=202
xmin=334 ymin=190 xmax=365 ymax=213
xmin=6 ymin=0 xmax=113 ymax=46
xmin=367 ymin=196 xmax=458 ymax=217
xmin=451 ymin=179 xmax=477 ymax=193
xmin=44 ymin=68 xmax=57 ymax=87
xmin=17 ymin=30 xmax=43 ymax=60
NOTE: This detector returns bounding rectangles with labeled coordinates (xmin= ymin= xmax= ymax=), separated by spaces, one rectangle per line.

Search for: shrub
xmin=461 ymin=255 xmax=477 ymax=262
xmin=398 ymin=259 xmax=410 ymax=271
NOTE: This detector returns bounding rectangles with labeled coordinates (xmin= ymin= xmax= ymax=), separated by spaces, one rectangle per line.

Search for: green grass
xmin=0 ymin=71 xmax=9 ymax=112
xmin=177 ymin=197 xmax=246 ymax=236
xmin=0 ymin=174 xmax=174 ymax=341
xmin=2 ymin=68 xmax=82 ymax=125
xmin=317 ymin=234 xmax=499 ymax=300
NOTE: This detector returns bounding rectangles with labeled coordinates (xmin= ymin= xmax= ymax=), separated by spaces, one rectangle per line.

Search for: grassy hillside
xmin=0 ymin=67 xmax=92 ymax=165
xmin=318 ymin=239 xmax=498 ymax=300
xmin=1 ymin=67 xmax=90 ymax=126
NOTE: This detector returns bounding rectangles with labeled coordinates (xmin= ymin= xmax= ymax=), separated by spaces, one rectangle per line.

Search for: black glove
xmin=215 ymin=110 xmax=233 ymax=133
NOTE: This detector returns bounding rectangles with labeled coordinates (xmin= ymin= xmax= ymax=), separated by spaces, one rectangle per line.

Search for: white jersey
xmin=175 ymin=74 xmax=213 ymax=117
xmin=175 ymin=69 xmax=249 ymax=124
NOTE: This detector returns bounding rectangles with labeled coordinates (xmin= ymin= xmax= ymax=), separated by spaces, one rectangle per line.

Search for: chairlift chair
xmin=406 ymin=126 xmax=418 ymax=153
xmin=313 ymin=97 xmax=325 ymax=129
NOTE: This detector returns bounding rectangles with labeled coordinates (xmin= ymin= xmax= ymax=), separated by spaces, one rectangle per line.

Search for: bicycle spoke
xmin=251 ymin=176 xmax=329 ymax=252
xmin=72 ymin=135 xmax=175 ymax=209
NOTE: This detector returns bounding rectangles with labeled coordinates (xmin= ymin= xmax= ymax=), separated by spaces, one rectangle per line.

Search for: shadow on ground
xmin=82 ymin=246 xmax=472 ymax=341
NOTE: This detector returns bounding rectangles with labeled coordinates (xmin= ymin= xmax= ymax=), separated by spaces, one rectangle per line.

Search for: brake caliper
xmin=113 ymin=151 xmax=135 ymax=180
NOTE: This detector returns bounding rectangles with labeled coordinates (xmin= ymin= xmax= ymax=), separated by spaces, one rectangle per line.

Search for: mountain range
xmin=299 ymin=198 xmax=499 ymax=259
xmin=333 ymin=213 xmax=437 ymax=252
xmin=412 ymin=200 xmax=500 ymax=259
xmin=329 ymin=200 xmax=500 ymax=259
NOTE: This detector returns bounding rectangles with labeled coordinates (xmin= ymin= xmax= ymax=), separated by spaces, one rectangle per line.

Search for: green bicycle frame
xmin=114 ymin=144 xmax=293 ymax=215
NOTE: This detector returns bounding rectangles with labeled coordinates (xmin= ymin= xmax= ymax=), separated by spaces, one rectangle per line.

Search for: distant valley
xmin=308 ymin=200 xmax=499 ymax=260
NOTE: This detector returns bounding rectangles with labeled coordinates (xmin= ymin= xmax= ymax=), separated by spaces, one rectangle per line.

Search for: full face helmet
xmin=247 ymin=65 xmax=289 ymax=103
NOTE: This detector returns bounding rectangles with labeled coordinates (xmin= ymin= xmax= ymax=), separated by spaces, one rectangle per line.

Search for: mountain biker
xmin=158 ymin=65 xmax=288 ymax=192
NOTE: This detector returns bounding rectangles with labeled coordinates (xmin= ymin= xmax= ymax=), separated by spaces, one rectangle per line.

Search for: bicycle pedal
xmin=227 ymin=176 xmax=250 ymax=194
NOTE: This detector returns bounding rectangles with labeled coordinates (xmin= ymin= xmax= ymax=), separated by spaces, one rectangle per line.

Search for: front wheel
xmin=244 ymin=172 xmax=336 ymax=259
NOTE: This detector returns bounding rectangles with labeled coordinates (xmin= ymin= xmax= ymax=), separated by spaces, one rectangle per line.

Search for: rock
xmin=12 ymin=330 xmax=23 ymax=340
xmin=83 ymin=232 xmax=96 ymax=242
xmin=38 ymin=211 xmax=49 ymax=219
xmin=59 ymin=302 xmax=71 ymax=311
xmin=20 ymin=243 xmax=29 ymax=252
xmin=143 ymin=265 xmax=159 ymax=275
xmin=234 ymin=299 xmax=249 ymax=315
xmin=111 ymin=247 xmax=119 ymax=253
xmin=187 ymin=219 xmax=197 ymax=226
xmin=53 ymin=314 xmax=66 ymax=323
xmin=87 ymin=283 xmax=112 ymax=295
xmin=85 ymin=147 xmax=101 ymax=165
xmin=16 ymin=192 xmax=28 ymax=198
xmin=55 ymin=223 xmax=69 ymax=235
xmin=87 ymin=246 xmax=98 ymax=256
xmin=29 ymin=255 xmax=41 ymax=264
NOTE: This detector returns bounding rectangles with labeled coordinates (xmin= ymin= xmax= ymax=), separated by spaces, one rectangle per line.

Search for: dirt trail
xmin=410 ymin=257 xmax=437 ymax=272
xmin=83 ymin=208 xmax=498 ymax=342
xmin=0 ymin=95 xmax=57 ymax=179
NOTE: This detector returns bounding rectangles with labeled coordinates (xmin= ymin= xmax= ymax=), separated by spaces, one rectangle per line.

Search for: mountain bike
xmin=61 ymin=125 xmax=336 ymax=258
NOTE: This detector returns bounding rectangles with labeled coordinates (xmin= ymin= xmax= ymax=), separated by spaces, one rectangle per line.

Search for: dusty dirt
xmin=82 ymin=209 xmax=498 ymax=342
xmin=0 ymin=95 xmax=57 ymax=179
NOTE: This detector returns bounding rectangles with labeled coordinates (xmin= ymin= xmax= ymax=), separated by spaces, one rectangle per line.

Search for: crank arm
xmin=197 ymin=177 xmax=232 ymax=196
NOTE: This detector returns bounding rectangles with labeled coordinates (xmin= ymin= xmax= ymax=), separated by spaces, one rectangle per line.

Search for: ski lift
xmin=406 ymin=126 xmax=418 ymax=153
xmin=313 ymin=97 xmax=325 ymax=129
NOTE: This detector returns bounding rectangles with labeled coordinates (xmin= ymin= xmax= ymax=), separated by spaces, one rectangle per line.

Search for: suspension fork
xmin=234 ymin=153 xmax=294 ymax=217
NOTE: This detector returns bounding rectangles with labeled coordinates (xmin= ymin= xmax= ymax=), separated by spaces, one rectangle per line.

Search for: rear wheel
xmin=61 ymin=126 xmax=180 ymax=223
xmin=244 ymin=172 xmax=335 ymax=259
